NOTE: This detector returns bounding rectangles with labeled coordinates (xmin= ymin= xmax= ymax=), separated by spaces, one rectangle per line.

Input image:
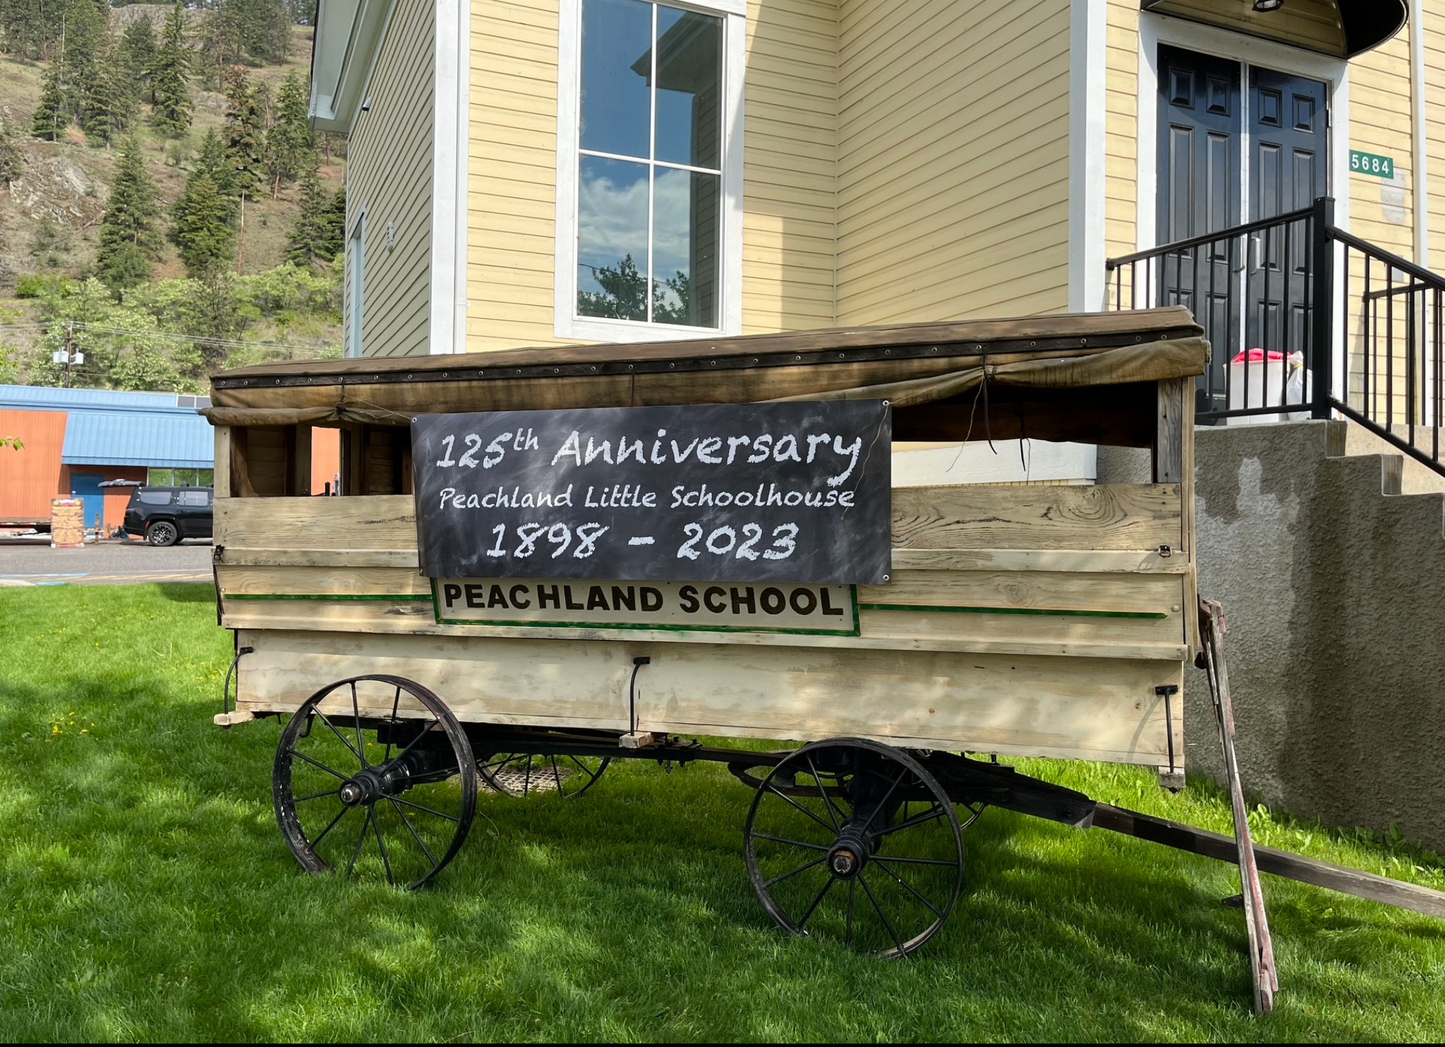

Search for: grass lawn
xmin=1 ymin=583 xmax=1442 ymax=1042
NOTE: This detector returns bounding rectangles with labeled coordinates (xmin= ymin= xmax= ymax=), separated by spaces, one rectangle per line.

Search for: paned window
xmin=557 ymin=0 xmax=743 ymax=340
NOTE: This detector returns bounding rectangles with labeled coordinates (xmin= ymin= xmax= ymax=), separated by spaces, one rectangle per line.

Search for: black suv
xmin=122 ymin=486 xmax=214 ymax=546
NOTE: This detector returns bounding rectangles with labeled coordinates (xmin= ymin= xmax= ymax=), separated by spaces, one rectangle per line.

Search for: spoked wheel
xmin=477 ymin=752 xmax=609 ymax=798
xmin=743 ymin=738 xmax=964 ymax=958
xmin=273 ymin=675 xmax=477 ymax=889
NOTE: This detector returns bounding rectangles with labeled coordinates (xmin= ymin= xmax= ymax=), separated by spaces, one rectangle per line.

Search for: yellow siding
xmin=835 ymin=0 xmax=1071 ymax=325
xmin=1342 ymin=22 xmax=1418 ymax=427
xmin=465 ymin=0 xmax=840 ymax=353
xmin=347 ymin=0 xmax=435 ymax=358
xmin=740 ymin=0 xmax=838 ymax=334
xmin=465 ymin=0 xmax=560 ymax=352
xmin=1104 ymin=0 xmax=1139 ymax=270
xmin=1348 ymin=30 xmax=1415 ymax=260
xmin=1421 ymin=2 xmax=1445 ymax=274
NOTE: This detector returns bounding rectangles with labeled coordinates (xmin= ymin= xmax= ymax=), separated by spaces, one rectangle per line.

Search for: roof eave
xmin=308 ymin=0 xmax=394 ymax=134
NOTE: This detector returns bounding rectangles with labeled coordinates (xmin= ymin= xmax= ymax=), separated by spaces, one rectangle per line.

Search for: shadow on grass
xmin=1 ymin=667 xmax=1442 ymax=1040
xmin=155 ymin=582 xmax=216 ymax=604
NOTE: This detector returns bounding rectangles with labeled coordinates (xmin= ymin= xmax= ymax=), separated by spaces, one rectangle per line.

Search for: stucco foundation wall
xmin=1099 ymin=421 xmax=1445 ymax=851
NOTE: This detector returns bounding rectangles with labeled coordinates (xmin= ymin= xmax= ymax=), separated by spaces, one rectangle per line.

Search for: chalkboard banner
xmin=411 ymin=400 xmax=892 ymax=585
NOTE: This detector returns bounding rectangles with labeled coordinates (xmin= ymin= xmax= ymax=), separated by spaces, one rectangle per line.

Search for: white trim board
xmin=1068 ymin=0 xmax=1108 ymax=313
xmin=553 ymin=0 xmax=745 ymax=344
xmin=1134 ymin=11 xmax=1351 ymax=253
xmin=893 ymin=441 xmax=1097 ymax=487
xmin=429 ymin=0 xmax=470 ymax=355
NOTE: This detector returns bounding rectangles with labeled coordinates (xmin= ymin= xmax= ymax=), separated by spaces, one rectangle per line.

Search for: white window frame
xmin=554 ymin=0 xmax=745 ymax=343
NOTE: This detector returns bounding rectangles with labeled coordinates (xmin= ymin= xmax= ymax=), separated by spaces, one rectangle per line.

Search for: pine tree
xmin=31 ymin=62 xmax=69 ymax=141
xmin=118 ymin=14 xmax=158 ymax=104
xmin=324 ymin=185 xmax=347 ymax=261
xmin=0 ymin=0 xmax=48 ymax=59
xmin=2 ymin=0 xmax=101 ymax=63
xmin=284 ymin=170 xmax=328 ymax=266
xmin=233 ymin=0 xmax=290 ymax=64
xmin=171 ymin=170 xmax=236 ymax=277
xmin=95 ymin=135 xmax=164 ymax=294
xmin=150 ymin=2 xmax=193 ymax=139
xmin=223 ymin=66 xmax=266 ymax=201
xmin=194 ymin=127 xmax=238 ymax=204
xmin=82 ymin=32 xmax=137 ymax=148
xmin=59 ymin=0 xmax=106 ymax=123
xmin=267 ymin=69 xmax=314 ymax=196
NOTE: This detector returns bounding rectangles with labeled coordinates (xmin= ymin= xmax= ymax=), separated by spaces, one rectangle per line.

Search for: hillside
xmin=0 ymin=11 xmax=346 ymax=388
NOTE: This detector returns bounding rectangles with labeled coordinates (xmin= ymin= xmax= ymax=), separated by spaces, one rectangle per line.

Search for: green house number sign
xmin=1350 ymin=150 xmax=1395 ymax=178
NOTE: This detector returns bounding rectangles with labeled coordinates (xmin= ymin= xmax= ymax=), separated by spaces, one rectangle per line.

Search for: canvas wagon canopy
xmin=206 ymin=308 xmax=1205 ymax=448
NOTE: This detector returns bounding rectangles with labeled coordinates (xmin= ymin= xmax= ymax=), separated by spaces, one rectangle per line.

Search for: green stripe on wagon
xmin=857 ymin=602 xmax=1168 ymax=620
xmin=223 ymin=593 xmax=434 ymax=601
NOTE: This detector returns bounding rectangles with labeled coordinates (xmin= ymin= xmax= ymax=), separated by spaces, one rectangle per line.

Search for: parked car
xmin=122 ymin=486 xmax=213 ymax=546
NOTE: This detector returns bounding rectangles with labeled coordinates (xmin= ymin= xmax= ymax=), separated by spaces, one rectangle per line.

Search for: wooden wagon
xmin=206 ymin=307 xmax=1213 ymax=959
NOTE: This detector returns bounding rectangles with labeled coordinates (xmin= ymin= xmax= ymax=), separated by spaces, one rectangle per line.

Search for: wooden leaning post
xmin=202 ymin=308 xmax=1444 ymax=1011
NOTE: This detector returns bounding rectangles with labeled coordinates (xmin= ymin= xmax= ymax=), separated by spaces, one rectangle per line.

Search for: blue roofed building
xmin=0 ymin=385 xmax=213 ymax=531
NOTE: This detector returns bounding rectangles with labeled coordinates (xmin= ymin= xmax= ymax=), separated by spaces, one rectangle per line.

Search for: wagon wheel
xmin=477 ymin=752 xmax=610 ymax=799
xmin=743 ymin=738 xmax=964 ymax=958
xmin=273 ymin=675 xmax=477 ymax=889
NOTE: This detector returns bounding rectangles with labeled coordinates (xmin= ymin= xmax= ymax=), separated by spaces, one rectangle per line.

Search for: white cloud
xmin=577 ymin=164 xmax=716 ymax=284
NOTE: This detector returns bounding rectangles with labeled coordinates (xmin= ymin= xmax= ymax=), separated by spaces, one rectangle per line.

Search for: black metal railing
xmin=1106 ymin=197 xmax=1443 ymax=477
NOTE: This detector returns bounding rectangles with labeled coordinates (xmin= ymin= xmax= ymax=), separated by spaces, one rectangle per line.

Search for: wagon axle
xmin=336 ymin=750 xmax=440 ymax=807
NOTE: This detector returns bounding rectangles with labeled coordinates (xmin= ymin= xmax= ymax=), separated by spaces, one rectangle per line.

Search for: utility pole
xmin=52 ymin=321 xmax=83 ymax=387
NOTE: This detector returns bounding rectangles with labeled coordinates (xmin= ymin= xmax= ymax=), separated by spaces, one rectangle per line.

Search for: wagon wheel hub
xmin=827 ymin=825 xmax=873 ymax=879
xmin=339 ymin=768 xmax=386 ymax=807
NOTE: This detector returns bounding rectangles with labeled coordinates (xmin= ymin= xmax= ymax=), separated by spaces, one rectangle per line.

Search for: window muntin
xmin=574 ymin=0 xmax=724 ymax=329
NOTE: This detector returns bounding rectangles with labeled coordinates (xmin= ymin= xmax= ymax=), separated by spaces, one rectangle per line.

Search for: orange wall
xmin=0 ymin=409 xmax=67 ymax=520
xmin=1 ymin=410 xmax=154 ymax=528
xmin=311 ymin=427 xmax=342 ymax=496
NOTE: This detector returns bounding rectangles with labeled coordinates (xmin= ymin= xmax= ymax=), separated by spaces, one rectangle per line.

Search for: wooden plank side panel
xmin=235 ymin=629 xmax=1185 ymax=765
xmin=213 ymin=494 xmax=417 ymax=550
xmin=891 ymin=483 xmax=1183 ymax=551
xmin=216 ymin=564 xmax=430 ymax=597
xmin=216 ymin=484 xmax=1182 ymax=559
xmin=858 ymin=567 xmax=1187 ymax=647
xmin=215 ymin=562 xmax=1187 ymax=651
xmin=222 ymin=603 xmax=1186 ymax=661
xmin=859 ymin=606 xmax=1177 ymax=647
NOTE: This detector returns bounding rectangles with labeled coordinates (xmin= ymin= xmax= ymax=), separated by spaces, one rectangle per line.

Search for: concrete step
xmin=1329 ymin=418 xmax=1445 ymax=496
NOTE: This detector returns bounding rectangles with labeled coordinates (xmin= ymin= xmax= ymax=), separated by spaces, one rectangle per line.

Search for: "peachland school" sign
xmin=433 ymin=577 xmax=859 ymax=635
